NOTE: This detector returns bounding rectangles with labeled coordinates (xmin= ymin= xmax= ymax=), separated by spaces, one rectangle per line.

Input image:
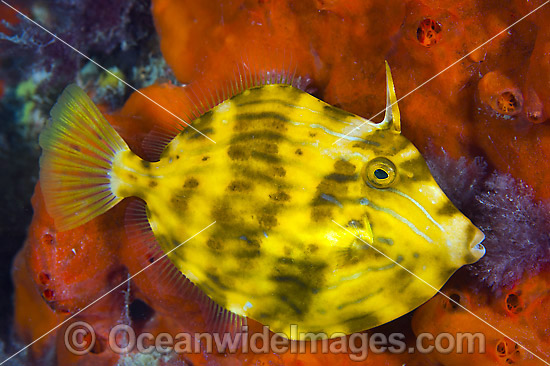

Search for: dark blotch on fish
xmin=195 ymin=110 xmax=214 ymax=128
xmin=334 ymin=160 xmax=356 ymax=175
xmin=437 ymin=201 xmax=457 ymax=216
xmin=227 ymin=180 xmax=252 ymax=192
xmin=271 ymin=166 xmax=286 ymax=177
xmin=311 ymin=206 xmax=332 ymax=222
xmin=228 ymin=145 xmax=250 ymax=160
xmin=206 ymin=272 xmax=230 ymax=291
xmin=259 ymin=214 xmax=277 ymax=229
xmin=183 ymin=177 xmax=199 ymax=188
xmin=207 ymin=237 xmax=222 ymax=251
xmin=171 ymin=195 xmax=189 ymax=212
xmin=307 ymin=244 xmax=319 ymax=253
xmin=269 ymin=191 xmax=290 ymax=201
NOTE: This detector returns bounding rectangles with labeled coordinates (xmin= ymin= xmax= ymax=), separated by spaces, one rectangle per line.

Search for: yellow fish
xmin=39 ymin=63 xmax=485 ymax=340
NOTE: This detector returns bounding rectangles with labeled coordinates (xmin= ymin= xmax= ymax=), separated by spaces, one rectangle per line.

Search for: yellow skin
xmin=39 ymin=64 xmax=485 ymax=340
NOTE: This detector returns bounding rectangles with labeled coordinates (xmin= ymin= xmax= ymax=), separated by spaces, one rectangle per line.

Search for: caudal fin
xmin=39 ymin=84 xmax=130 ymax=231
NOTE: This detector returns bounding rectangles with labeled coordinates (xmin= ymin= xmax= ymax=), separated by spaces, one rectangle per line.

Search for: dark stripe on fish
xmin=272 ymin=275 xmax=309 ymax=289
xmin=279 ymin=294 xmax=304 ymax=316
xmin=325 ymin=173 xmax=358 ymax=182
xmin=251 ymin=150 xmax=281 ymax=164
xmin=236 ymin=98 xmax=298 ymax=108
xmin=270 ymin=259 xmax=328 ymax=320
xmin=192 ymin=109 xmax=214 ymax=129
xmin=183 ymin=127 xmax=214 ymax=139
xmin=237 ymin=96 xmax=360 ymax=125
xmin=337 ymin=288 xmax=383 ymax=310
xmin=236 ymin=248 xmax=262 ymax=259
xmin=206 ymin=272 xmax=231 ymax=291
xmin=322 ymin=104 xmax=356 ymax=120
xmin=230 ymin=131 xmax=287 ymax=144
xmin=341 ymin=312 xmax=379 ymax=328
xmin=236 ymin=111 xmax=290 ymax=123
xmin=310 ymin=161 xmax=357 ymax=220
xmin=236 ymin=166 xmax=289 ymax=187
xmin=352 ymin=140 xmax=381 ymax=149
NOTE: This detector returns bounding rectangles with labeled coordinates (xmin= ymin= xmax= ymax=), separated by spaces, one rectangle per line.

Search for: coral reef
xmin=478 ymin=71 xmax=524 ymax=117
xmin=412 ymin=269 xmax=550 ymax=365
xmin=2 ymin=0 xmax=550 ymax=365
xmin=0 ymin=0 xmax=156 ymax=89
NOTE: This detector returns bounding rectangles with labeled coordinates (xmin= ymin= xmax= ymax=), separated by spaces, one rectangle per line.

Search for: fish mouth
xmin=468 ymin=227 xmax=486 ymax=261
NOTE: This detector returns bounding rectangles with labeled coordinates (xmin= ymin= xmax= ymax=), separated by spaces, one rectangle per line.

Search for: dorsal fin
xmin=333 ymin=62 xmax=401 ymax=144
xmin=141 ymin=52 xmax=310 ymax=161
xmin=378 ymin=61 xmax=401 ymax=133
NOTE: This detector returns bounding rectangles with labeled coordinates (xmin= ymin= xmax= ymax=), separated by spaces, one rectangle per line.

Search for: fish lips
xmin=468 ymin=227 xmax=486 ymax=262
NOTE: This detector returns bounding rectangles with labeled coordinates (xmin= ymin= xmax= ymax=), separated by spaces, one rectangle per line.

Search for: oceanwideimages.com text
xmin=65 ymin=322 xmax=486 ymax=361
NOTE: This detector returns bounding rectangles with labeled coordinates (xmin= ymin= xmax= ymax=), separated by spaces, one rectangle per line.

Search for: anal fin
xmin=123 ymin=199 xmax=247 ymax=340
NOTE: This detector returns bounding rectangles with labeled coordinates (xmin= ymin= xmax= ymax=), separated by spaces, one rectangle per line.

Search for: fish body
xmin=39 ymin=64 xmax=485 ymax=339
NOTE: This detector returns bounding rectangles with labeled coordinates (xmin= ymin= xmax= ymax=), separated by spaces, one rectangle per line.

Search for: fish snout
xmin=467 ymin=226 xmax=486 ymax=263
xmin=442 ymin=214 xmax=486 ymax=266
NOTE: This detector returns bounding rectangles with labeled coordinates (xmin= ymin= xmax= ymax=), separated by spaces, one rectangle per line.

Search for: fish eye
xmin=374 ymin=169 xmax=388 ymax=179
xmin=363 ymin=157 xmax=396 ymax=188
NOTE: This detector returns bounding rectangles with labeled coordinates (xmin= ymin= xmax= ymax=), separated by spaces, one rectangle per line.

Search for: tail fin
xmin=39 ymin=84 xmax=130 ymax=231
